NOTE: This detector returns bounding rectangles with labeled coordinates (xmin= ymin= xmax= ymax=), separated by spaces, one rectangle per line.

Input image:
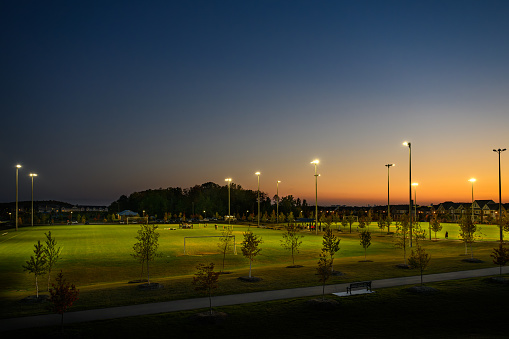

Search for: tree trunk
xmin=47 ymin=268 xmax=51 ymax=291
xmin=36 ymin=275 xmax=39 ymax=298
xmin=147 ymin=261 xmax=150 ymax=284
xmin=249 ymin=259 xmax=252 ymax=278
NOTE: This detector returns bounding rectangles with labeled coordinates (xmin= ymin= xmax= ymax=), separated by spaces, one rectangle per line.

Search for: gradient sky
xmin=2 ymin=0 xmax=509 ymax=207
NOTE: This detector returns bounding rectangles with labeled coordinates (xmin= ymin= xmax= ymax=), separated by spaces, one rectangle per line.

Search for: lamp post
xmin=311 ymin=160 xmax=319 ymax=234
xmin=225 ymin=178 xmax=232 ymax=226
xmin=403 ymin=142 xmax=413 ymax=247
xmin=468 ymin=178 xmax=476 ymax=223
xmin=385 ymin=164 xmax=395 ymax=219
xmin=276 ymin=181 xmax=281 ymax=224
xmin=494 ymin=148 xmax=506 ymax=243
xmin=255 ymin=172 xmax=261 ymax=226
xmin=30 ymin=173 xmax=37 ymax=227
xmin=15 ymin=164 xmax=21 ymax=231
xmin=412 ymin=183 xmax=418 ymax=222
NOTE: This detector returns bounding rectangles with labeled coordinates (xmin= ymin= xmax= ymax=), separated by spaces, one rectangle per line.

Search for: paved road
xmin=1 ymin=266 xmax=507 ymax=332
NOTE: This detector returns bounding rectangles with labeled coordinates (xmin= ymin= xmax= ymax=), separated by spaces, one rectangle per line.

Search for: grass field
xmin=0 ymin=222 xmax=506 ymax=319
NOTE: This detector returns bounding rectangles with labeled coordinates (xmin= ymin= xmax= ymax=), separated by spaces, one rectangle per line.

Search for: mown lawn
xmin=6 ymin=275 xmax=509 ymax=338
xmin=0 ymin=222 xmax=506 ymax=319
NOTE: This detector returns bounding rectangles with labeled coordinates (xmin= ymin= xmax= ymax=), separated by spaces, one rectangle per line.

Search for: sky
xmin=1 ymin=0 xmax=509 ymax=207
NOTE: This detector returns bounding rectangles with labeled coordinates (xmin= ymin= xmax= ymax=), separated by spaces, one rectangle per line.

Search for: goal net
xmin=126 ymin=216 xmax=149 ymax=225
xmin=184 ymin=235 xmax=237 ymax=255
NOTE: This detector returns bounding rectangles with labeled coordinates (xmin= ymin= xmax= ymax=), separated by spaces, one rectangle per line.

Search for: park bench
xmin=346 ymin=281 xmax=372 ymax=294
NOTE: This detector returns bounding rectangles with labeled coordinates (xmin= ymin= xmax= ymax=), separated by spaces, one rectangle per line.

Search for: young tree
xmin=394 ymin=215 xmax=410 ymax=266
xmin=458 ymin=216 xmax=482 ymax=258
xmin=358 ymin=216 xmax=366 ymax=230
xmin=279 ymin=212 xmax=286 ymax=223
xmin=316 ymin=250 xmax=333 ymax=300
xmin=280 ymin=224 xmax=304 ymax=266
xmin=131 ymin=224 xmax=162 ymax=284
xmin=341 ymin=218 xmax=348 ymax=231
xmin=217 ymin=228 xmax=234 ymax=272
xmin=22 ymin=240 xmax=47 ymax=298
xmin=491 ymin=243 xmax=509 ymax=276
xmin=430 ymin=215 xmax=443 ymax=240
xmin=408 ymin=244 xmax=431 ymax=285
xmin=241 ymin=230 xmax=263 ymax=278
xmin=347 ymin=215 xmax=356 ymax=233
xmin=49 ymin=270 xmax=79 ymax=332
xmin=386 ymin=216 xmax=393 ymax=233
xmin=44 ymin=231 xmax=62 ymax=291
xmin=377 ymin=216 xmax=386 ymax=235
xmin=322 ymin=227 xmax=341 ymax=273
xmin=192 ymin=263 xmax=220 ymax=315
xmin=287 ymin=211 xmax=295 ymax=223
xmin=359 ymin=230 xmax=372 ymax=260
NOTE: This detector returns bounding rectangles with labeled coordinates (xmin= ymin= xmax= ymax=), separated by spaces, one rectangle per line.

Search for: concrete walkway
xmin=1 ymin=266 xmax=507 ymax=332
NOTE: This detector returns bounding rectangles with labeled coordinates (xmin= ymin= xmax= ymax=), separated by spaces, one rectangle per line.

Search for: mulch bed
xmin=305 ymin=298 xmax=340 ymax=310
xmin=405 ymin=285 xmax=439 ymax=294
xmin=189 ymin=310 xmax=228 ymax=325
xmin=20 ymin=295 xmax=50 ymax=303
xmin=238 ymin=276 xmax=263 ymax=282
xmin=137 ymin=282 xmax=163 ymax=290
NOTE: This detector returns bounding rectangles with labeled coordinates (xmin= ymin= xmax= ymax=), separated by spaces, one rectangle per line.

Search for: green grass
xmin=7 ymin=275 xmax=509 ymax=338
xmin=0 ymin=222 xmax=506 ymax=319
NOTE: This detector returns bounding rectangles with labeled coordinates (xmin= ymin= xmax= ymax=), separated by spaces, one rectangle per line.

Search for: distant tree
xmin=322 ymin=227 xmax=341 ymax=273
xmin=44 ymin=231 xmax=62 ymax=291
xmin=358 ymin=216 xmax=366 ymax=230
xmin=408 ymin=244 xmax=431 ymax=285
xmin=287 ymin=211 xmax=295 ymax=223
xmin=365 ymin=210 xmax=373 ymax=230
xmin=316 ymin=250 xmax=333 ymax=300
xmin=279 ymin=212 xmax=286 ymax=223
xmin=394 ymin=215 xmax=410 ymax=266
xmin=270 ymin=210 xmax=277 ymax=223
xmin=412 ymin=222 xmax=427 ymax=244
xmin=298 ymin=210 xmax=304 ymax=219
xmin=491 ymin=243 xmax=509 ymax=276
xmin=359 ymin=230 xmax=372 ymax=260
xmin=280 ymin=224 xmax=304 ymax=266
xmin=48 ymin=270 xmax=79 ymax=333
xmin=241 ymin=230 xmax=263 ymax=278
xmin=430 ymin=215 xmax=443 ymax=240
xmin=217 ymin=228 xmax=235 ymax=272
xmin=332 ymin=213 xmax=341 ymax=228
xmin=22 ymin=240 xmax=48 ymax=298
xmin=261 ymin=211 xmax=269 ymax=223
xmin=192 ymin=263 xmax=220 ymax=315
xmin=341 ymin=218 xmax=348 ymax=231
xmin=347 ymin=215 xmax=356 ymax=233
xmin=386 ymin=216 xmax=393 ymax=233
xmin=131 ymin=224 xmax=162 ymax=284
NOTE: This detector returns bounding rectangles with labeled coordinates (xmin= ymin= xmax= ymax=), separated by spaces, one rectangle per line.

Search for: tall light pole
xmin=225 ymin=178 xmax=232 ymax=226
xmin=412 ymin=182 xmax=418 ymax=222
xmin=403 ymin=142 xmax=413 ymax=247
xmin=385 ymin=164 xmax=395 ymax=219
xmin=311 ymin=160 xmax=319 ymax=234
xmin=276 ymin=180 xmax=281 ymax=224
xmin=494 ymin=148 xmax=506 ymax=243
xmin=15 ymin=164 xmax=22 ymax=231
xmin=30 ymin=173 xmax=37 ymax=227
xmin=255 ymin=172 xmax=261 ymax=227
xmin=468 ymin=178 xmax=476 ymax=223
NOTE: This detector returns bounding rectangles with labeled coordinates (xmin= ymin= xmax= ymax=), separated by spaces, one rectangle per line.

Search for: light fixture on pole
xmin=311 ymin=160 xmax=319 ymax=234
xmin=276 ymin=180 xmax=281 ymax=224
xmin=403 ymin=142 xmax=413 ymax=247
xmin=385 ymin=164 xmax=395 ymax=219
xmin=468 ymin=178 xmax=476 ymax=223
xmin=30 ymin=173 xmax=38 ymax=227
xmin=225 ymin=178 xmax=232 ymax=226
xmin=493 ymin=148 xmax=506 ymax=243
xmin=15 ymin=164 xmax=21 ymax=231
xmin=255 ymin=172 xmax=261 ymax=227
xmin=412 ymin=182 xmax=418 ymax=222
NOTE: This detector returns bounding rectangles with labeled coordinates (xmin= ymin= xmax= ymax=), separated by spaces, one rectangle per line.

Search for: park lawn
xmin=0 ymin=222 xmax=506 ymax=319
xmin=6 ymin=274 xmax=509 ymax=338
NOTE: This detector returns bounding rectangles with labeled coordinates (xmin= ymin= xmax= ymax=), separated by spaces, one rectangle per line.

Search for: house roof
xmin=118 ymin=210 xmax=138 ymax=216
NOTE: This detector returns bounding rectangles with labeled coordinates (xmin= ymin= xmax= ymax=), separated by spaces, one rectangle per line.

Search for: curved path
xmin=1 ymin=266 xmax=507 ymax=332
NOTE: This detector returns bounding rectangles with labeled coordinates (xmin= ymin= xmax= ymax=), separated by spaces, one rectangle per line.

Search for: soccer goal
xmin=126 ymin=216 xmax=148 ymax=225
xmin=184 ymin=235 xmax=237 ymax=255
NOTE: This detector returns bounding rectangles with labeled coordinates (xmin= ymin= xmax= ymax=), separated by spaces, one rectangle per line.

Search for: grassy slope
xmin=0 ymin=222 xmax=505 ymax=319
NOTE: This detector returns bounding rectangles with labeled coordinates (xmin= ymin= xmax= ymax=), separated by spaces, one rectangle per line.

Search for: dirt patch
xmin=484 ymin=276 xmax=509 ymax=284
xmin=128 ymin=279 xmax=148 ymax=284
xmin=405 ymin=286 xmax=439 ymax=294
xmin=20 ymin=295 xmax=50 ymax=303
xmin=395 ymin=264 xmax=410 ymax=269
xmin=286 ymin=265 xmax=304 ymax=268
xmin=305 ymin=298 xmax=340 ymax=310
xmin=461 ymin=258 xmax=484 ymax=263
xmin=137 ymin=282 xmax=163 ymax=290
xmin=189 ymin=310 xmax=228 ymax=325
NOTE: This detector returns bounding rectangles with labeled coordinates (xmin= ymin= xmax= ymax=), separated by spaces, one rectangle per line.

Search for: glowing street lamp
xmin=493 ymin=148 xmax=506 ymax=242
xmin=30 ymin=173 xmax=38 ymax=227
xmin=311 ymin=160 xmax=319 ymax=234
xmin=276 ymin=180 xmax=281 ymax=224
xmin=225 ymin=178 xmax=232 ymax=226
xmin=468 ymin=178 xmax=476 ymax=223
xmin=255 ymin=172 xmax=261 ymax=226
xmin=15 ymin=164 xmax=21 ymax=231
xmin=403 ymin=142 xmax=413 ymax=247
xmin=385 ymin=164 xmax=395 ymax=219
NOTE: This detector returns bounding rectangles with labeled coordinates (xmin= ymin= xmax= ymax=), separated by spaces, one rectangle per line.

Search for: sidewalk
xmin=1 ymin=266 xmax=507 ymax=332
